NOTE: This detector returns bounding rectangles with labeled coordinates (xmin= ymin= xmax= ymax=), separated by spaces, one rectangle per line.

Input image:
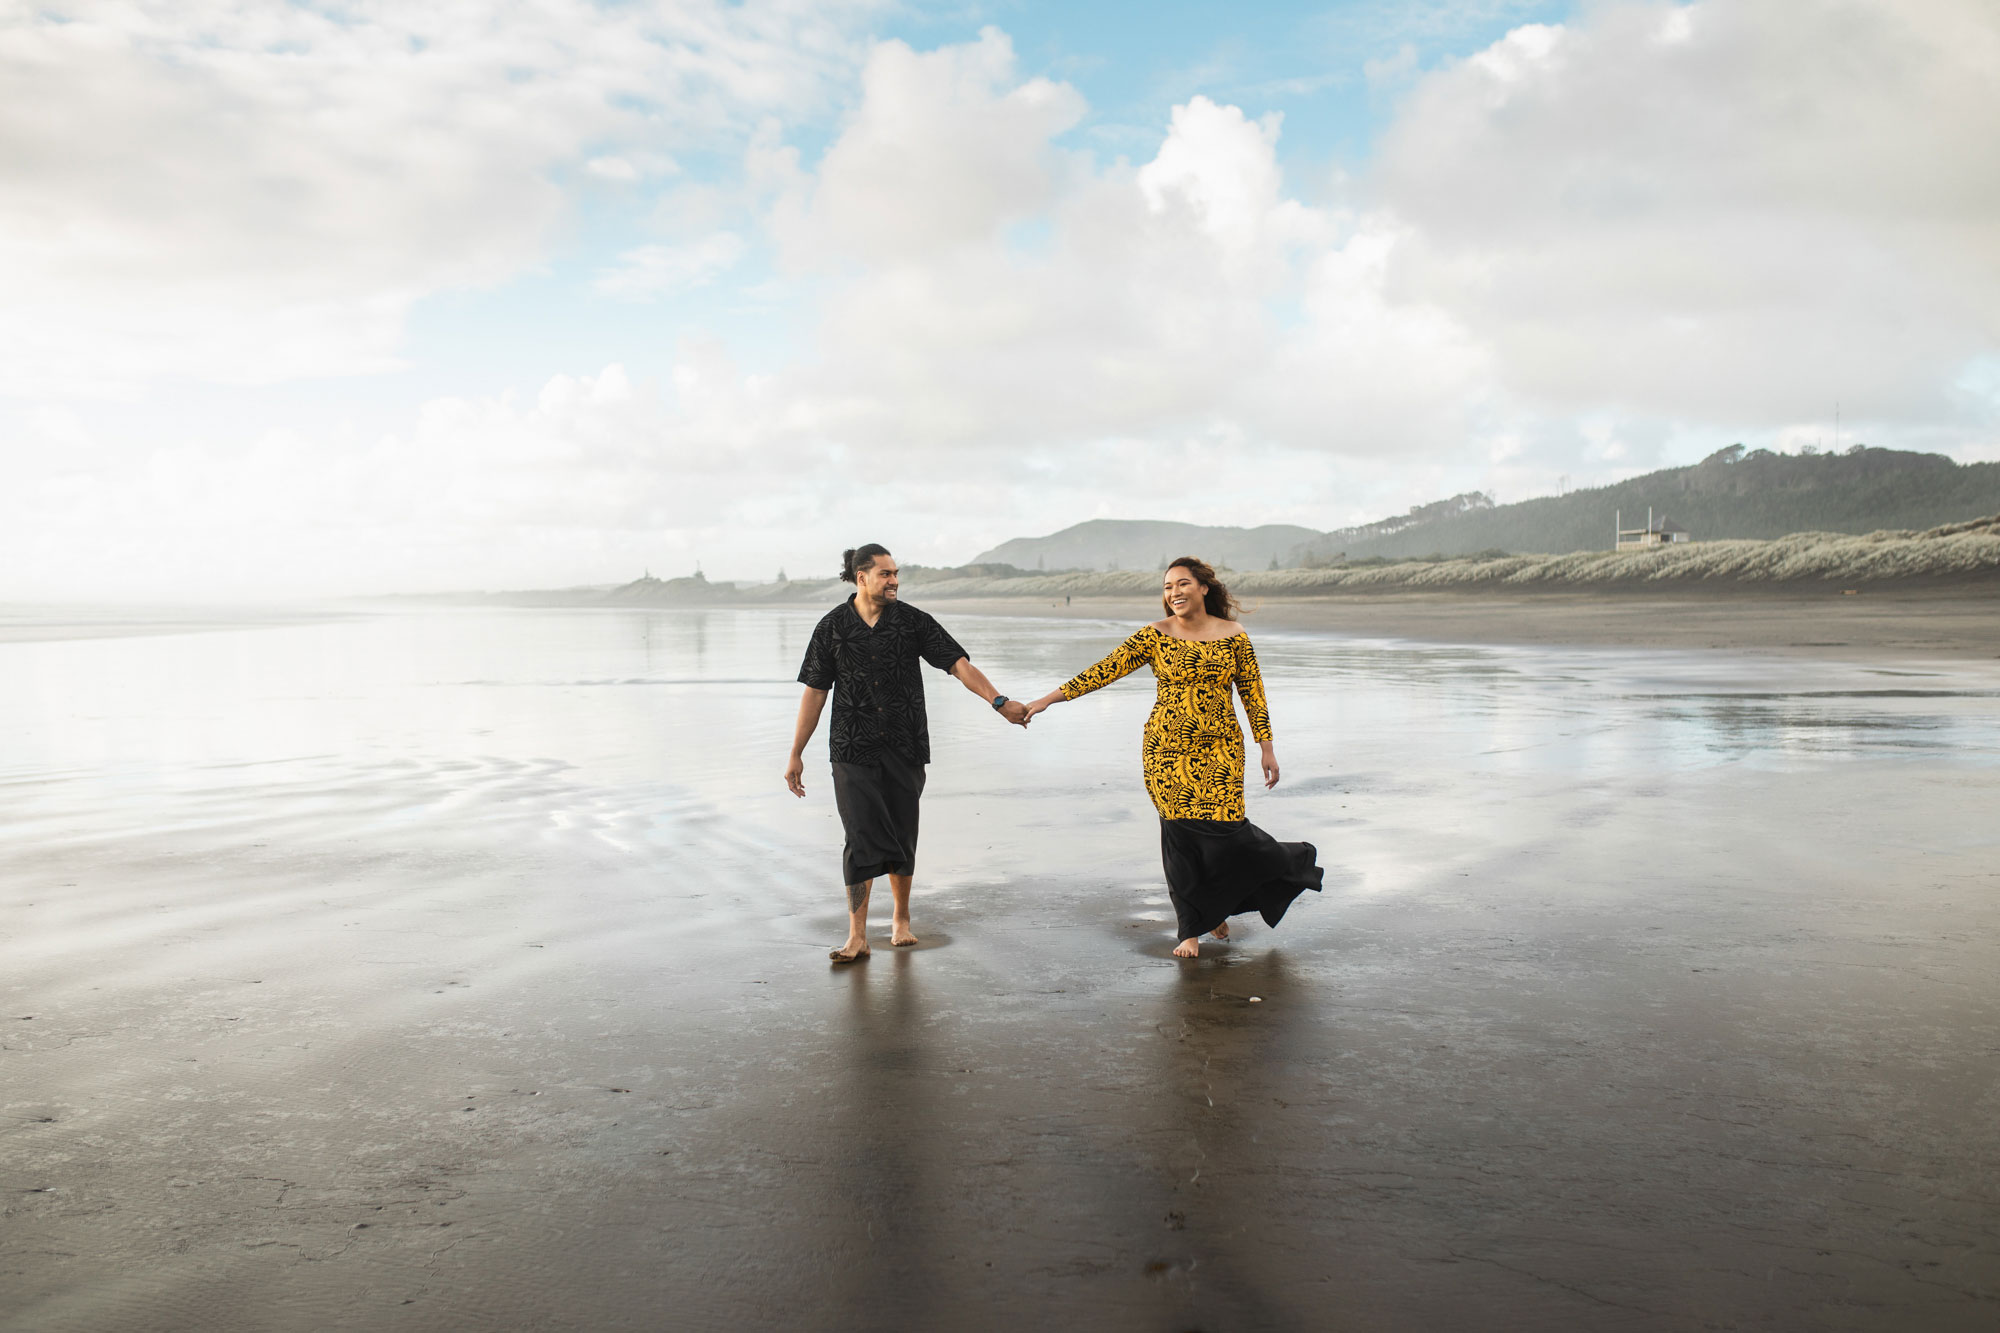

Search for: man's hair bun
xmin=840 ymin=543 xmax=891 ymax=583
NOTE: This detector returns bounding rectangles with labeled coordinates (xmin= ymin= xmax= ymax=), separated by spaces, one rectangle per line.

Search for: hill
xmin=898 ymin=513 xmax=2000 ymax=598
xmin=971 ymin=519 xmax=1323 ymax=573
xmin=1296 ymin=446 xmax=2000 ymax=563
xmin=555 ymin=510 xmax=2000 ymax=612
xmin=969 ymin=448 xmax=2000 ymax=571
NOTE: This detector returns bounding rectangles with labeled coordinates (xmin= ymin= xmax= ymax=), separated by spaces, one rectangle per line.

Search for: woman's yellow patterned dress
xmin=1060 ymin=627 xmax=1271 ymax=821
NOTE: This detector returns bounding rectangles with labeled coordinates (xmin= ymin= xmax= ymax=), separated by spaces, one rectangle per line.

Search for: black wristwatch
xmin=991 ymin=694 xmax=1010 ymax=712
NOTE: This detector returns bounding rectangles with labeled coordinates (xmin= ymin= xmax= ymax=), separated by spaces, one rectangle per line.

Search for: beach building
xmin=1615 ymin=508 xmax=1691 ymax=550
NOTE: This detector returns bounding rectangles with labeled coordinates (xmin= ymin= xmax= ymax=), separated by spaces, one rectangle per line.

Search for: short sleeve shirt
xmin=798 ymin=596 xmax=968 ymax=765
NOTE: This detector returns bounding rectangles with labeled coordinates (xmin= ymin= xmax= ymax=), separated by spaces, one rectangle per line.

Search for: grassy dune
xmin=594 ymin=515 xmax=2000 ymax=609
xmin=899 ymin=514 xmax=2000 ymax=598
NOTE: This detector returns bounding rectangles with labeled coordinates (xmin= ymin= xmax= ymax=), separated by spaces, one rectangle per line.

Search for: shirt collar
xmin=845 ymin=592 xmax=898 ymax=629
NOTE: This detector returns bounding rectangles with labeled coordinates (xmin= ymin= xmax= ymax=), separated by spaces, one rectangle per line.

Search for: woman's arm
xmin=1020 ymin=686 xmax=1066 ymax=720
xmin=1233 ymin=637 xmax=1280 ymax=788
xmin=1022 ymin=630 xmax=1151 ymax=719
xmin=1232 ymin=636 xmax=1273 ymax=743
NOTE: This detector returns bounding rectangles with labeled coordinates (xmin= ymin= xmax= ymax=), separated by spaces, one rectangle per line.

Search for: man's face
xmin=858 ymin=555 xmax=899 ymax=601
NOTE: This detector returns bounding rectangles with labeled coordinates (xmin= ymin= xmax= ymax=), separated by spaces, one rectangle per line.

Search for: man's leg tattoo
xmin=846 ymin=880 xmax=871 ymax=911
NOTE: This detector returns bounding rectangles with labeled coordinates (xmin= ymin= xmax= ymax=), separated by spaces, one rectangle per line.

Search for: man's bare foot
xmin=1211 ymin=921 xmax=1230 ymax=940
xmin=890 ymin=919 xmax=919 ymax=947
xmin=830 ymin=939 xmax=871 ymax=963
xmin=1173 ymin=938 xmax=1200 ymax=958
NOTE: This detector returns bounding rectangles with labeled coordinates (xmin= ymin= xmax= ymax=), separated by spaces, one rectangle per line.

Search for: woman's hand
xmin=1021 ymin=690 xmax=1062 ymax=721
xmin=1260 ymin=742 xmax=1280 ymax=789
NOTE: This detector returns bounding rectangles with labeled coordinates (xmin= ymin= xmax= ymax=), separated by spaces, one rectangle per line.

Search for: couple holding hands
xmin=785 ymin=543 xmax=1322 ymax=963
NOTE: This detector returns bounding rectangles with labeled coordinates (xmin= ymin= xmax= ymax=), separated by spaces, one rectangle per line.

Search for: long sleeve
xmin=1232 ymin=635 xmax=1272 ymax=743
xmin=1060 ymin=630 xmax=1153 ymax=700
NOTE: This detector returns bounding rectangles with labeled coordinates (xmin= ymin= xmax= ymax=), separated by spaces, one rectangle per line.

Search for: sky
xmin=4 ymin=0 xmax=1998 ymax=598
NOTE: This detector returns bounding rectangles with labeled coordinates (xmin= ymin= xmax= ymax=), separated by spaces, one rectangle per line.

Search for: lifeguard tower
xmin=1615 ymin=508 xmax=1690 ymax=550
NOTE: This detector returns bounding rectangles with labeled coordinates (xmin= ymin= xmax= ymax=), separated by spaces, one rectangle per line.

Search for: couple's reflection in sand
xmin=821 ymin=948 xmax=958 ymax=1324
xmin=820 ymin=928 xmax=1316 ymax=1326
xmin=1145 ymin=946 xmax=1313 ymax=1325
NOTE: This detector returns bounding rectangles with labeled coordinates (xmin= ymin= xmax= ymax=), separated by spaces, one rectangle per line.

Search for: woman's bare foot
xmin=890 ymin=918 xmax=919 ymax=947
xmin=829 ymin=938 xmax=871 ymax=963
xmin=1173 ymin=937 xmax=1200 ymax=958
xmin=1211 ymin=921 xmax=1230 ymax=940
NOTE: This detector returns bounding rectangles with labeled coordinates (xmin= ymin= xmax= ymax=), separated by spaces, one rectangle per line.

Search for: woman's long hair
xmin=1162 ymin=555 xmax=1240 ymax=620
xmin=840 ymin=543 xmax=891 ymax=583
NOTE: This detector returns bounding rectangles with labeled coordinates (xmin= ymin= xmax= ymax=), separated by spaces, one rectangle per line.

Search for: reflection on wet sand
xmin=3 ymin=607 xmax=1998 ymax=1329
xmin=1147 ymin=950 xmax=1306 ymax=1329
xmin=823 ymin=955 xmax=951 ymax=1322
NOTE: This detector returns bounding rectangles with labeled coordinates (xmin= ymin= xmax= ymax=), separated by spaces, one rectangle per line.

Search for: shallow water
xmin=6 ymin=605 xmax=1996 ymax=871
xmin=4 ymin=607 xmax=1998 ymax=1330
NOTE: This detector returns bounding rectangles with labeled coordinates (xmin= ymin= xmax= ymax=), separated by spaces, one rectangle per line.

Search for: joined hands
xmin=997 ymin=695 xmax=1057 ymax=728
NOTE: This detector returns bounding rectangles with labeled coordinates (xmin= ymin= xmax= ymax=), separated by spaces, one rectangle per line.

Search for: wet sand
xmin=3 ymin=608 xmax=1998 ymax=1330
xmin=0 ymin=605 xmax=350 ymax=644
xmin=938 ymin=584 xmax=2000 ymax=662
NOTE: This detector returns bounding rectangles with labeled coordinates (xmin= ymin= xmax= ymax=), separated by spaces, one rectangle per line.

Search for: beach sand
xmin=3 ymin=607 xmax=1997 ymax=1330
xmin=937 ymin=583 xmax=2000 ymax=662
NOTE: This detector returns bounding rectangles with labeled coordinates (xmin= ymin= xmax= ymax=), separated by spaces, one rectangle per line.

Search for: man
xmin=785 ymin=543 xmax=1029 ymax=962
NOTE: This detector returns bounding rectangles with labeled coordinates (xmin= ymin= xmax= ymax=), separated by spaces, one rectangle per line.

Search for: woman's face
xmin=1162 ymin=566 xmax=1207 ymax=619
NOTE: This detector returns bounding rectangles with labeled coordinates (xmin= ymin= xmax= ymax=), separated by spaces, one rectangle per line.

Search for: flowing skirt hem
xmin=1160 ymin=817 xmax=1323 ymax=942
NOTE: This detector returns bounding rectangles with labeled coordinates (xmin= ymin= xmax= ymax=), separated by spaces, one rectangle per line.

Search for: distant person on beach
xmin=1022 ymin=556 xmax=1322 ymax=958
xmin=786 ymin=543 xmax=1030 ymax=962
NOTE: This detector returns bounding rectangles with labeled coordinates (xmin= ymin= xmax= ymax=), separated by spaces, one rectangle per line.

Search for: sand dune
xmin=902 ymin=513 xmax=2000 ymax=597
xmin=618 ymin=514 xmax=2000 ymax=611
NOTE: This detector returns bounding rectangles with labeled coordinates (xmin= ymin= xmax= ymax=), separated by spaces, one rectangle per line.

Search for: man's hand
xmin=786 ymin=688 xmax=827 ymax=799
xmin=949 ymin=658 xmax=1031 ymax=726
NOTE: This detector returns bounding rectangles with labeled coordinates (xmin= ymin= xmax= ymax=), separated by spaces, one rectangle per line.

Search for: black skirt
xmin=1159 ymin=818 xmax=1322 ymax=942
xmin=831 ymin=751 xmax=927 ymax=885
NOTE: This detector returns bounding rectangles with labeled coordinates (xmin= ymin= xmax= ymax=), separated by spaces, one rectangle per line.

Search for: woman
xmin=1023 ymin=557 xmax=1322 ymax=958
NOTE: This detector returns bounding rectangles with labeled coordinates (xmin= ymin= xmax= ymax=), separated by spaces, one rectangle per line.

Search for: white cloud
xmin=1374 ymin=0 xmax=2000 ymax=424
xmin=769 ymin=41 xmax=1480 ymax=461
xmin=1363 ymin=43 xmax=1421 ymax=89
xmin=780 ymin=28 xmax=1087 ymax=266
xmin=587 ymin=158 xmax=644 ymax=184
xmin=595 ymin=234 xmax=748 ymax=299
xmin=1136 ymin=98 xmax=1322 ymax=271
xmin=3 ymin=362 xmax=715 ymax=598
xmin=8 ymin=6 xmax=2000 ymax=600
xmin=0 ymin=0 xmax=877 ymax=394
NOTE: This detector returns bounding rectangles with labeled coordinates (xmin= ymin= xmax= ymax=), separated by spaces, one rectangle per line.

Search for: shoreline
xmin=11 ymin=584 xmax=1995 ymax=664
xmin=918 ymin=586 xmax=2000 ymax=662
xmin=400 ymin=582 xmax=2000 ymax=663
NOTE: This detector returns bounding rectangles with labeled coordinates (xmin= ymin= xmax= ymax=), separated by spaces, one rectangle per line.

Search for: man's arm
xmin=785 ymin=687 xmax=830 ymax=796
xmin=949 ymin=657 xmax=1029 ymax=726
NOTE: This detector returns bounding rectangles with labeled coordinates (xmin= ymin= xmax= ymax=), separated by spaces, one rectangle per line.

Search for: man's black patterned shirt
xmin=798 ymin=596 xmax=968 ymax=765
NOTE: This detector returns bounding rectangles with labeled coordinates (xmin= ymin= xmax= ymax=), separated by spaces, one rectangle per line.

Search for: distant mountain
xmin=971 ymin=519 xmax=1325 ymax=573
xmin=1300 ymin=446 xmax=2000 ymax=562
xmin=969 ymin=448 xmax=2000 ymax=571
